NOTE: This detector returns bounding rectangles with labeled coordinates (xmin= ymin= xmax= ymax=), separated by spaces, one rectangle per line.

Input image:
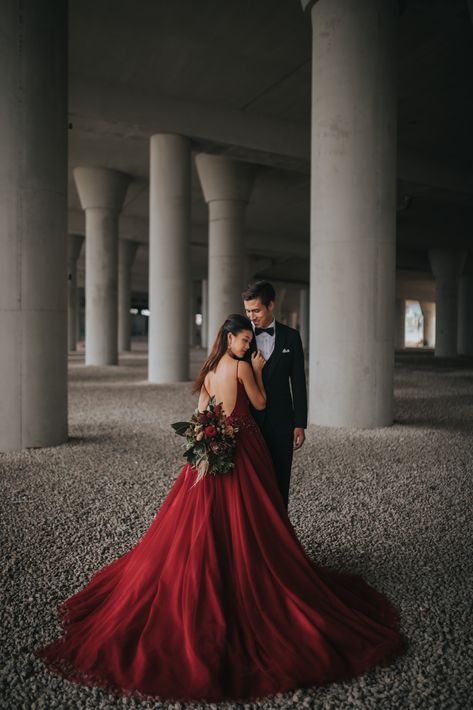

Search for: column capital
xmin=195 ymin=154 xmax=255 ymax=204
xmin=73 ymin=166 xmax=131 ymax=212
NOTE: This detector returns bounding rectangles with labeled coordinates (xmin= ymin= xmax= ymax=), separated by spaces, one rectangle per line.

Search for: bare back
xmin=204 ymin=358 xmax=240 ymax=418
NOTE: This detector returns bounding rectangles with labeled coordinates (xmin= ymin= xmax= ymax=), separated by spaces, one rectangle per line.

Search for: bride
xmin=34 ymin=313 xmax=404 ymax=702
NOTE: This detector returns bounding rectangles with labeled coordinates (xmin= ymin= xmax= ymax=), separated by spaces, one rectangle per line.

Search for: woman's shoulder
xmin=237 ymin=359 xmax=252 ymax=375
xmin=213 ymin=358 xmax=241 ymax=382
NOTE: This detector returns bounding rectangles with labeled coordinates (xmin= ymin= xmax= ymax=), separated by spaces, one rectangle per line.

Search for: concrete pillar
xmin=305 ymin=0 xmax=397 ymax=427
xmin=244 ymin=256 xmax=255 ymax=288
xmin=468 ymin=0 xmax=473 ymax=27
xmin=77 ymin=287 xmax=84 ymax=343
xmin=73 ymin=167 xmax=130 ymax=366
xmin=118 ymin=239 xmax=138 ymax=352
xmin=419 ymin=301 xmax=435 ymax=348
xmin=428 ymin=248 xmax=466 ymax=357
xmin=68 ymin=235 xmax=84 ymax=352
xmin=195 ymin=155 xmax=254 ymax=348
xmin=395 ymin=298 xmax=405 ymax=350
xmin=189 ymin=280 xmax=200 ymax=347
xmin=149 ymin=134 xmax=190 ymax=382
xmin=299 ymin=287 xmax=310 ymax=352
xmin=457 ymin=254 xmax=473 ymax=355
xmin=201 ymin=278 xmax=208 ymax=349
xmin=0 ymin=0 xmax=67 ymax=451
xmin=273 ymin=286 xmax=286 ymax=323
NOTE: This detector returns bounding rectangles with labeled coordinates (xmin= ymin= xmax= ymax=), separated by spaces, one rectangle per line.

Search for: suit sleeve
xmin=290 ymin=330 xmax=308 ymax=428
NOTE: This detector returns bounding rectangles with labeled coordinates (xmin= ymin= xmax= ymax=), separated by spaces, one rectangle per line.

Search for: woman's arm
xmin=238 ymin=358 xmax=266 ymax=411
xmin=197 ymin=381 xmax=210 ymax=412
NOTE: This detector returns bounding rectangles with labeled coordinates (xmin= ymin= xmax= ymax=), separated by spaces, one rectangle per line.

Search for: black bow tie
xmin=255 ymin=326 xmax=274 ymax=336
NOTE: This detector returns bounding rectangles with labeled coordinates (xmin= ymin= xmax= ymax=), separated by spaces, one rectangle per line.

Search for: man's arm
xmin=290 ymin=330 xmax=308 ymax=448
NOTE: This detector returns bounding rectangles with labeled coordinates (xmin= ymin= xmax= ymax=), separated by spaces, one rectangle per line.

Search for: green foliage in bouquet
xmin=172 ymin=396 xmax=239 ymax=484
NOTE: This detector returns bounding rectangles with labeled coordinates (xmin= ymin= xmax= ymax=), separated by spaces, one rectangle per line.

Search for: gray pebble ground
xmin=1 ymin=344 xmax=473 ymax=710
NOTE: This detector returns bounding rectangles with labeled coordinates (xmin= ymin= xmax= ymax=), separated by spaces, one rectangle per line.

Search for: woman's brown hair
xmin=193 ymin=314 xmax=253 ymax=393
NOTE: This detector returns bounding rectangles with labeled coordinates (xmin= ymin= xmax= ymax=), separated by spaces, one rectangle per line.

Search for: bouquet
xmin=171 ymin=396 xmax=239 ymax=484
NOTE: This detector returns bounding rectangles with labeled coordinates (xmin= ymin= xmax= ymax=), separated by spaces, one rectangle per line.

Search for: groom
xmin=242 ymin=281 xmax=307 ymax=509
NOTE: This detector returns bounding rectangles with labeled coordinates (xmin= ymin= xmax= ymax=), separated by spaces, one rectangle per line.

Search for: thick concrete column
xmin=299 ymin=287 xmax=310 ymax=352
xmin=68 ymin=235 xmax=84 ymax=351
xmin=289 ymin=311 xmax=298 ymax=329
xmin=149 ymin=134 xmax=190 ymax=382
xmin=428 ymin=248 xmax=466 ymax=357
xmin=0 ymin=0 xmax=67 ymax=451
xmin=195 ymin=155 xmax=254 ymax=348
xmin=419 ymin=301 xmax=435 ymax=348
xmin=77 ymin=287 xmax=84 ymax=343
xmin=395 ymin=298 xmax=405 ymax=350
xmin=274 ymin=287 xmax=286 ymax=322
xmin=457 ymin=254 xmax=473 ymax=355
xmin=118 ymin=239 xmax=138 ymax=352
xmin=305 ymin=0 xmax=397 ymax=427
xmin=189 ymin=280 xmax=199 ymax=347
xmin=201 ymin=279 xmax=208 ymax=349
xmin=73 ymin=167 xmax=130 ymax=366
xmin=468 ymin=0 xmax=473 ymax=27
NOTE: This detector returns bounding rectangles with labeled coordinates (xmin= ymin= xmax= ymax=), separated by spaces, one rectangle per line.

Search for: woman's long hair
xmin=193 ymin=314 xmax=253 ymax=393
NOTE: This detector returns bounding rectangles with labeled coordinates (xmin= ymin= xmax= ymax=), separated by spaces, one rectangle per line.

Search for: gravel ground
xmin=1 ymin=345 xmax=472 ymax=710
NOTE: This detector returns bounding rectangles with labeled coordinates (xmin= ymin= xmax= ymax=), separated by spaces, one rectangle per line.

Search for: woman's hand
xmin=251 ymin=350 xmax=266 ymax=373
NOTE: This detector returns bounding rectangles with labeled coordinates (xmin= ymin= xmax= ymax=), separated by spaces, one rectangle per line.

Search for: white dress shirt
xmin=253 ymin=319 xmax=276 ymax=361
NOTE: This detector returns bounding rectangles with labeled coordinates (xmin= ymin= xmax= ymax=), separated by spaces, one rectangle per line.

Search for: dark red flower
xmin=197 ymin=413 xmax=207 ymax=424
xmin=213 ymin=404 xmax=222 ymax=416
xmin=204 ymin=425 xmax=217 ymax=438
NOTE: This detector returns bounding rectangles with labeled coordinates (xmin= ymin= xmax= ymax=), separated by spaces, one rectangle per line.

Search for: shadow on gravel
xmin=395 ymin=351 xmax=473 ymax=372
xmin=393 ymin=403 xmax=473 ymax=433
xmin=66 ymin=435 xmax=116 ymax=447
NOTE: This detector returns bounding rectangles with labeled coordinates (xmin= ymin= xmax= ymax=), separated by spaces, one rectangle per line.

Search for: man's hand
xmin=293 ymin=427 xmax=305 ymax=450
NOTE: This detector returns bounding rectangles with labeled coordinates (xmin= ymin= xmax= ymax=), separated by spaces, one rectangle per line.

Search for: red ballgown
xmin=34 ymin=380 xmax=404 ymax=702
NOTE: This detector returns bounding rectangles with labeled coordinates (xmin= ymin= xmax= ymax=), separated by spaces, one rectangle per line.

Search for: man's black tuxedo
xmin=246 ymin=321 xmax=307 ymax=508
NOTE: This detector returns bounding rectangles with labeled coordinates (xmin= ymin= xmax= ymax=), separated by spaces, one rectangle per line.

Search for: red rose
xmin=213 ymin=404 xmax=222 ymax=416
xmin=204 ymin=425 xmax=217 ymax=438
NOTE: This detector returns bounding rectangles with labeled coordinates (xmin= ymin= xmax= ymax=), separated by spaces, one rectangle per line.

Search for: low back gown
xmin=34 ymin=374 xmax=404 ymax=702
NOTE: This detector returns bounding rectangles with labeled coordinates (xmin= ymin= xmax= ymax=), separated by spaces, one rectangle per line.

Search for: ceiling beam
xmin=70 ymin=76 xmax=473 ymax=196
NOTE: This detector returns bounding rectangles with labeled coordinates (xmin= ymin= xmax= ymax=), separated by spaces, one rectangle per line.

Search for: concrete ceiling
xmin=68 ymin=0 xmax=473 ymax=287
xmin=69 ymin=0 xmax=312 ymax=120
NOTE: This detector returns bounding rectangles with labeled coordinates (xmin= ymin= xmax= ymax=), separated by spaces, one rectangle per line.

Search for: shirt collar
xmin=253 ymin=319 xmax=276 ymax=332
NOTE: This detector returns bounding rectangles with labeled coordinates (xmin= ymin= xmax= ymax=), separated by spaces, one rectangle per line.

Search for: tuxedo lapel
xmin=248 ymin=334 xmax=257 ymax=359
xmin=263 ymin=322 xmax=286 ymax=383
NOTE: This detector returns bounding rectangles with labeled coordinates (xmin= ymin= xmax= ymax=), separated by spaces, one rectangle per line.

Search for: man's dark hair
xmin=241 ymin=281 xmax=276 ymax=307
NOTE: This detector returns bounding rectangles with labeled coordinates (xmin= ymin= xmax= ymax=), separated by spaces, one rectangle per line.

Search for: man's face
xmin=243 ymin=298 xmax=274 ymax=328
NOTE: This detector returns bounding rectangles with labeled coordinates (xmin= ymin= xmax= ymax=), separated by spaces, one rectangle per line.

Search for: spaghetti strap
xmin=236 ymin=359 xmax=239 ymax=381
